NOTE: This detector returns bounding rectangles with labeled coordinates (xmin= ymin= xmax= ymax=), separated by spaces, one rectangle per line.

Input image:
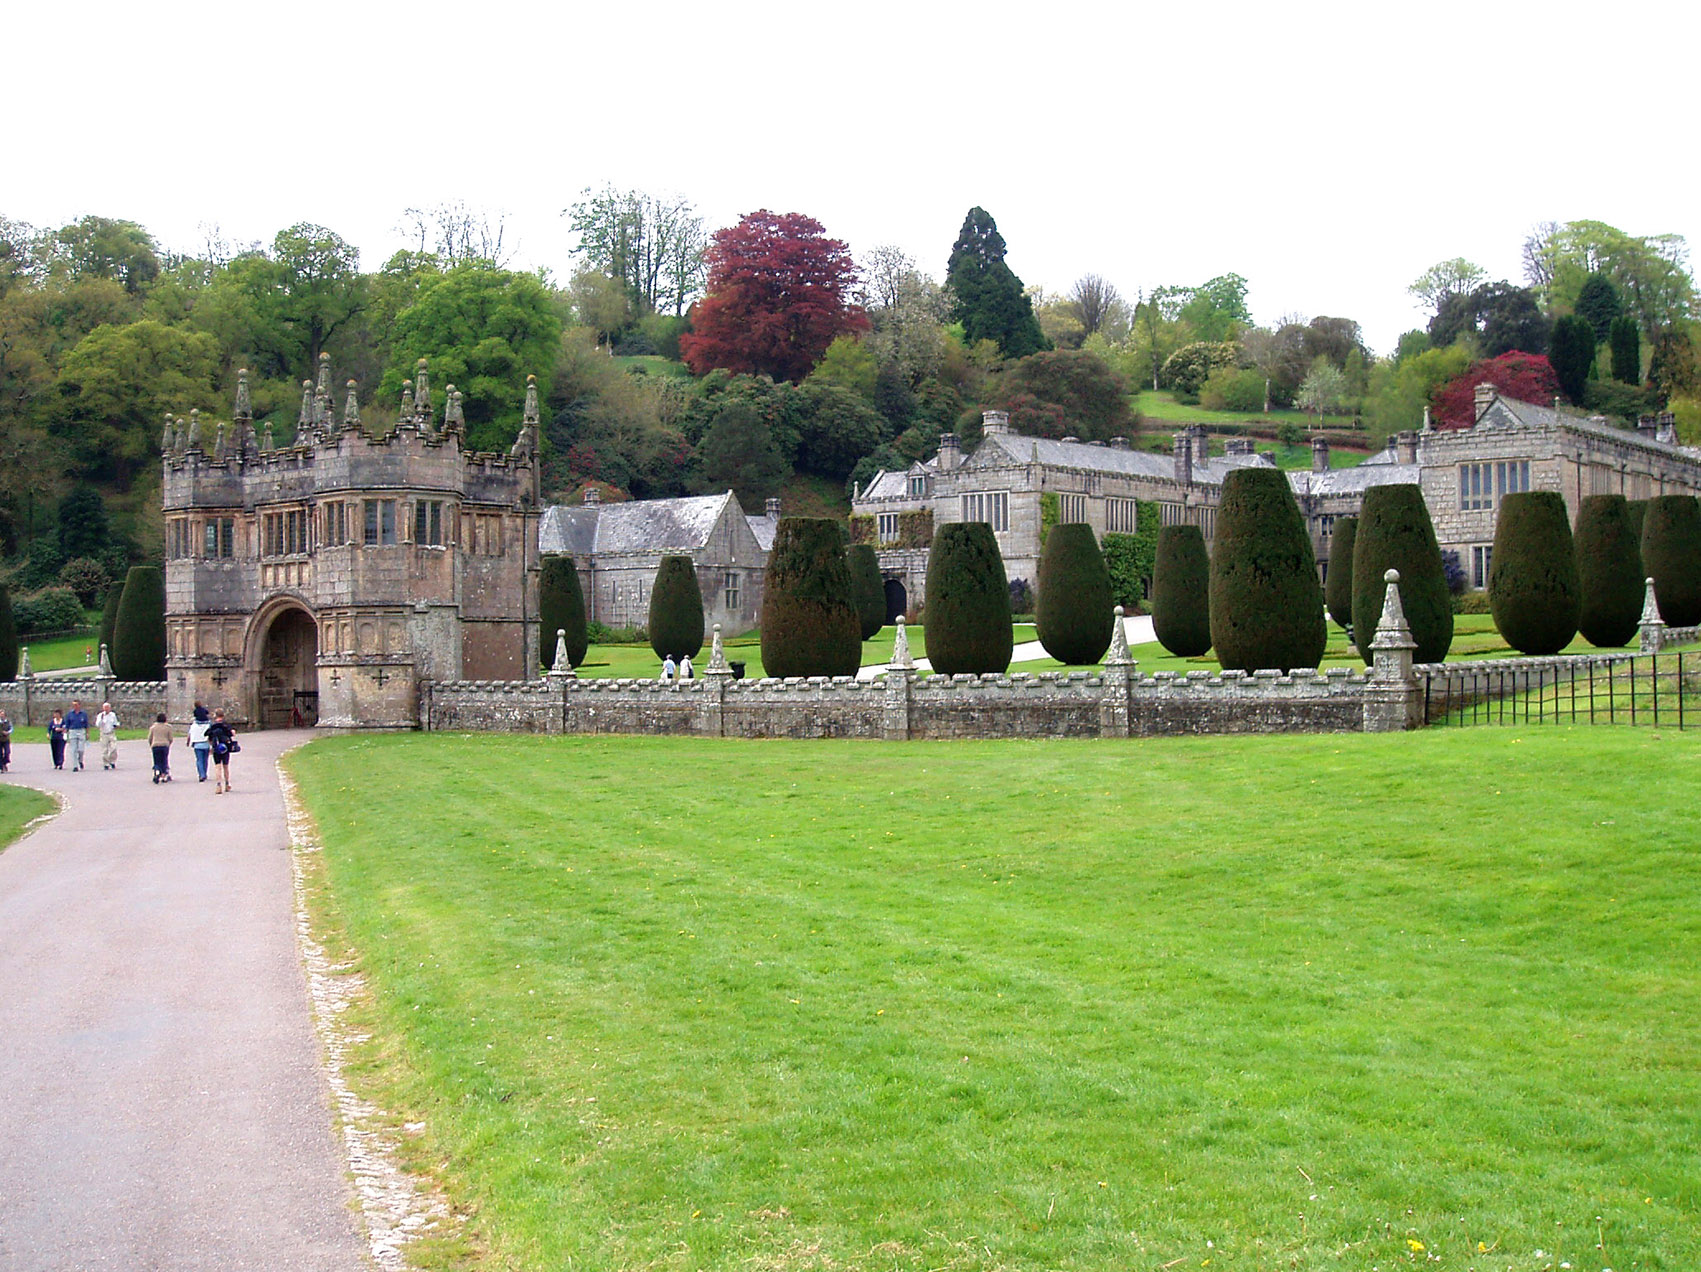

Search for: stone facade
xmin=161 ymin=358 xmax=541 ymax=730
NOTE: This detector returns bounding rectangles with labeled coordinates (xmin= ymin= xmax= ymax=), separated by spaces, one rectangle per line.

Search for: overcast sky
xmin=8 ymin=1 xmax=1696 ymax=355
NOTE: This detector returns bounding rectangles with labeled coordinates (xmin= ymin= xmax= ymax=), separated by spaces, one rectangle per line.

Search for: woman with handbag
xmin=206 ymin=709 xmax=239 ymax=794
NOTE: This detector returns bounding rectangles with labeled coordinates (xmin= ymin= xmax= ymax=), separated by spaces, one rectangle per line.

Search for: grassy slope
xmin=292 ymin=730 xmax=1701 ymax=1272
xmin=0 ymin=784 xmax=55 ymax=853
xmin=17 ymin=628 xmax=99 ymax=672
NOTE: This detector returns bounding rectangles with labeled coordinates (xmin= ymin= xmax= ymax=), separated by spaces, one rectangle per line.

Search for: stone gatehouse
xmin=161 ymin=356 xmax=541 ymax=729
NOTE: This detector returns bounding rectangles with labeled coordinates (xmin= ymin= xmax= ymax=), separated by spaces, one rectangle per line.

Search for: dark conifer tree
xmin=1609 ymin=316 xmax=1641 ymax=386
xmin=1035 ymin=524 xmax=1114 ymax=665
xmin=0 ymin=582 xmax=17 ymax=682
xmin=945 ymin=208 xmax=1048 ymax=359
xmin=1351 ymin=485 xmax=1453 ymax=664
xmin=1573 ymin=495 xmax=1643 ymax=648
xmin=760 ymin=519 xmax=862 ymax=678
xmin=1151 ymin=524 xmax=1212 ymax=657
xmin=111 ymin=565 xmax=166 ymax=680
xmin=845 ymin=544 xmax=887 ymax=641
xmin=648 ymin=556 xmax=705 ymax=660
xmin=924 ymin=522 xmax=1013 ymax=675
xmin=1488 ymin=492 xmax=1580 ymax=655
xmin=1574 ymin=273 xmax=1622 ymax=342
xmin=1641 ymin=495 xmax=1701 ymax=627
xmin=98 ymin=581 xmax=124 ymax=660
xmin=1208 ymin=468 xmax=1325 ymax=672
xmin=539 ymin=555 xmax=588 ymax=670
xmin=1549 ymin=315 xmax=1595 ymax=403
xmin=1324 ymin=516 xmax=1357 ymax=630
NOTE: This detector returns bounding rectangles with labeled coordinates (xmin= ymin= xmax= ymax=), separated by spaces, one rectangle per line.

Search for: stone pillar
xmin=1364 ymin=569 xmax=1420 ymax=732
xmin=1638 ymin=577 xmax=1666 ymax=653
xmin=882 ymin=670 xmax=912 ymax=741
xmin=546 ymin=629 xmax=576 ymax=679
xmin=1173 ymin=432 xmax=1193 ymax=485
xmin=1311 ymin=436 xmax=1330 ymax=472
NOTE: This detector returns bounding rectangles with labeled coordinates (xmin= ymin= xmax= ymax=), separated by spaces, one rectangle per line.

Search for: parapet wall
xmin=0 ymin=679 xmax=169 ymax=727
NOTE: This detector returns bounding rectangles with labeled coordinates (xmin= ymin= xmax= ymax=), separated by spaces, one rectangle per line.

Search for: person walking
xmin=660 ymin=654 xmax=677 ymax=683
xmin=187 ymin=704 xmax=211 ymax=782
xmin=679 ymin=652 xmax=694 ymax=681
xmin=206 ymin=709 xmax=237 ymax=794
xmin=47 ymin=709 xmax=67 ymax=770
xmin=95 ymin=701 xmax=120 ymax=771
xmin=65 ymin=700 xmax=89 ymax=772
xmin=0 ymin=709 xmax=12 ymax=772
xmin=148 ymin=713 xmax=174 ymax=783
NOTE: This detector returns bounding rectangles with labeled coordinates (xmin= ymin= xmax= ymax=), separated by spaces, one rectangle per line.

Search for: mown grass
xmin=573 ymin=626 xmax=1040 ymax=679
xmin=291 ymin=729 xmax=1701 ymax=1271
xmin=0 ymin=783 xmax=55 ymax=853
xmin=17 ymin=628 xmax=99 ymax=672
xmin=1134 ymin=389 xmax=1366 ymax=433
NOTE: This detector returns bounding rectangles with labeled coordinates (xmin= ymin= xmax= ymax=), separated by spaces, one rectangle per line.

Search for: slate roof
xmin=1480 ymin=395 xmax=1701 ymax=460
xmin=1287 ymin=457 xmax=1419 ymax=498
xmin=746 ymin=513 xmax=779 ymax=551
xmin=539 ymin=492 xmax=736 ymax=556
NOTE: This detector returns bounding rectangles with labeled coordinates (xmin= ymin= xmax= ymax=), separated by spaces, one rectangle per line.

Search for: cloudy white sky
xmin=8 ymin=1 xmax=1696 ymax=354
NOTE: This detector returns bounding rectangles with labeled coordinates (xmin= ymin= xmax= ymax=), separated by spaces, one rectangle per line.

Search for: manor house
xmin=161 ymin=357 xmax=541 ymax=729
xmin=851 ymin=392 xmax=1701 ymax=610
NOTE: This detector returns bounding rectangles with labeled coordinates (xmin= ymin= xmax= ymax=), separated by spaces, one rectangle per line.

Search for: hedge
xmin=1035 ymin=524 xmax=1113 ymax=665
xmin=1208 ymin=468 xmax=1325 ymax=673
xmin=845 ymin=544 xmax=887 ymax=640
xmin=1641 ymin=494 xmax=1701 ymax=627
xmin=98 ymin=581 xmax=123 ymax=656
xmin=1573 ymin=495 xmax=1643 ymax=648
xmin=111 ymin=565 xmax=167 ymax=680
xmin=648 ymin=555 xmax=705 ymax=660
xmin=1324 ymin=516 xmax=1356 ymax=630
xmin=1351 ymin=485 xmax=1452 ymax=664
xmin=539 ymin=555 xmax=588 ymax=670
xmin=760 ymin=518 xmax=862 ymax=678
xmin=925 ymin=522 xmax=1013 ymax=675
xmin=1488 ymin=492 xmax=1580 ymax=655
xmin=1150 ymin=524 xmax=1211 ymax=657
xmin=16 ymin=587 xmax=85 ymax=636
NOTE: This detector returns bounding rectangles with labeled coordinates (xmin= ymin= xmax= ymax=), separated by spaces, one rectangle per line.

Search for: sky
xmin=8 ymin=1 xmax=1697 ymax=356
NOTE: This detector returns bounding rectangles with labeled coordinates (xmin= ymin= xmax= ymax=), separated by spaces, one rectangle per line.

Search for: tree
xmin=1573 ymin=495 xmax=1643 ymax=648
xmin=681 ymin=210 xmax=866 ymax=383
xmin=57 ymin=485 xmax=110 ymax=560
xmin=111 ymin=564 xmax=166 ymax=680
xmin=565 ymin=185 xmax=707 ymax=317
xmin=401 ymin=200 xmax=512 ymax=268
xmin=1208 ymin=468 xmax=1325 ymax=673
xmin=1068 ymin=275 xmax=1124 ymax=338
xmin=1035 ymin=524 xmax=1114 ymax=665
xmin=1295 ymin=360 xmax=1349 ymax=422
xmin=1433 ymin=281 xmax=1550 ymax=356
xmin=999 ymin=349 xmax=1135 ymax=439
xmin=649 ymin=556 xmax=705 ymax=660
xmin=539 ymin=556 xmax=587 ymax=670
xmin=1574 ymin=273 xmax=1622 ymax=342
xmin=269 ymin=224 xmax=366 ymax=368
xmin=1325 ymin=517 xmax=1356 ymax=630
xmin=760 ymin=518 xmax=862 ymax=678
xmin=98 ymin=580 xmax=123 ymax=658
xmin=568 ymin=267 xmax=633 ymax=348
xmin=0 ymin=581 xmax=16 ymax=681
xmin=1409 ymin=258 xmax=1487 ymax=317
xmin=845 ymin=543 xmax=886 ymax=640
xmin=944 ymin=207 xmax=1047 ymax=359
xmin=790 ymin=382 xmax=887 ymax=482
xmin=1430 ymin=352 xmax=1560 ymax=428
xmin=1527 ymin=220 xmax=1694 ymax=338
xmin=1161 ymin=342 xmax=1238 ymax=396
xmin=1131 ymin=286 xmax=1189 ymax=390
xmin=1178 ymin=274 xmax=1251 ymax=342
xmin=1151 ymin=525 xmax=1211 ymax=657
xmin=1549 ymin=315 xmax=1596 ymax=403
xmin=1350 ymin=485 xmax=1452 ymax=664
xmin=695 ymin=402 xmax=789 ymax=508
xmin=51 ymin=216 xmax=161 ymax=295
xmin=807 ymin=334 xmax=878 ymax=399
xmin=1609 ymin=316 xmax=1641 ymax=386
xmin=1488 ymin=492 xmax=1580 ymax=655
xmin=859 ymin=246 xmax=949 ymax=385
xmin=924 ymin=522 xmax=1013 ymax=675
xmin=1640 ymin=495 xmax=1701 ymax=628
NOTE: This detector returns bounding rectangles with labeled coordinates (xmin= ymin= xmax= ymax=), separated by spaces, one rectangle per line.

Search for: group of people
xmin=659 ymin=653 xmax=695 ymax=682
xmin=0 ymin=700 xmax=240 ymax=793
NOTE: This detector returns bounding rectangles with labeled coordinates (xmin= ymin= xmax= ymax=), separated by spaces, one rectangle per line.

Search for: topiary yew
xmin=98 ymin=581 xmax=123 ymax=657
xmin=845 ymin=543 xmax=886 ymax=640
xmin=925 ymin=522 xmax=1013 ymax=675
xmin=1035 ymin=523 xmax=1113 ymax=665
xmin=1488 ymin=492 xmax=1580 ymax=654
xmin=1151 ymin=524 xmax=1211 ymax=657
xmin=649 ymin=555 xmax=705 ymax=660
xmin=760 ymin=518 xmax=862 ymax=678
xmin=111 ymin=565 xmax=166 ymax=680
xmin=1208 ymin=468 xmax=1325 ymax=673
xmin=539 ymin=555 xmax=588 ymax=670
xmin=1351 ymin=485 xmax=1452 ymax=664
xmin=1574 ymin=495 xmax=1643 ymax=648
xmin=1325 ymin=516 xmax=1356 ymax=631
xmin=1640 ymin=494 xmax=1701 ymax=627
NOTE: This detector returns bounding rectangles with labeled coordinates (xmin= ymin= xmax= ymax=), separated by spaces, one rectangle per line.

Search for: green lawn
xmin=291 ymin=729 xmax=1701 ymax=1271
xmin=1135 ymin=389 xmax=1365 ymax=433
xmin=570 ymin=626 xmax=1039 ymax=680
xmin=0 ymin=783 xmax=55 ymax=853
xmin=18 ymin=628 xmax=99 ymax=673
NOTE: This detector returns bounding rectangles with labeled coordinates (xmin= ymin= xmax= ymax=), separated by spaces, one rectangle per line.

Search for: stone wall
xmin=0 ymin=678 xmax=169 ymax=727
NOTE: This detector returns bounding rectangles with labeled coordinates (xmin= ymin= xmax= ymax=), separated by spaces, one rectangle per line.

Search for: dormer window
xmin=908 ymin=474 xmax=927 ymax=498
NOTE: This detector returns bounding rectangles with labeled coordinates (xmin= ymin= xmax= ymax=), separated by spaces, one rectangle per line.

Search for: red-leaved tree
xmin=680 ymin=210 xmax=867 ymax=383
xmin=1430 ymin=351 xmax=1560 ymax=428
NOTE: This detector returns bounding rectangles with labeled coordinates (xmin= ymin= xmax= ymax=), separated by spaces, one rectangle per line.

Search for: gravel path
xmin=0 ymin=730 xmax=366 ymax=1271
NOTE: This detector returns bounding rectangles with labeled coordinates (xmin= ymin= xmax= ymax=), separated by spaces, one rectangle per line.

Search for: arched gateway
xmin=249 ymin=600 xmax=319 ymax=728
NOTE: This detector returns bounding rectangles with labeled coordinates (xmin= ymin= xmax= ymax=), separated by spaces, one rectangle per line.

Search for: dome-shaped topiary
xmin=1574 ymin=494 xmax=1643 ymax=648
xmin=925 ymin=522 xmax=1013 ymax=675
xmin=1035 ymin=523 xmax=1113 ymax=665
xmin=1351 ymin=485 xmax=1452 ymax=664
xmin=649 ymin=555 xmax=705 ymax=660
xmin=1151 ymin=524 xmax=1211 ymax=657
xmin=1208 ymin=468 xmax=1325 ymax=673
xmin=1487 ymin=491 xmax=1580 ymax=655
xmin=0 ymin=582 xmax=17 ymax=682
xmin=539 ymin=555 xmax=588 ymax=670
xmin=845 ymin=543 xmax=886 ymax=641
xmin=1324 ymin=516 xmax=1356 ymax=631
xmin=1641 ymin=494 xmax=1701 ymax=627
xmin=760 ymin=518 xmax=862 ymax=678
xmin=111 ymin=565 xmax=166 ymax=680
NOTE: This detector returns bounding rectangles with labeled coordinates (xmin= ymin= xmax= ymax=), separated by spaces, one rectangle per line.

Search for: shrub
xmin=1581 ymin=378 xmax=1662 ymax=424
xmin=585 ymin=621 xmax=647 ymax=644
xmin=648 ymin=556 xmax=705 ymax=660
xmin=1160 ymin=341 xmax=1239 ymax=396
xmin=1151 ymin=525 xmax=1211 ymax=657
xmin=1351 ymin=484 xmax=1453 ymax=664
xmin=1208 ymin=468 xmax=1325 ymax=672
xmin=1102 ymin=509 xmax=1160 ymax=611
xmin=1440 ymin=549 xmax=1467 ymax=596
xmin=1610 ymin=315 xmax=1641 ymax=385
xmin=1199 ymin=366 xmax=1266 ymax=413
xmin=539 ymin=555 xmax=588 ymax=669
xmin=1324 ymin=517 xmax=1356 ymax=630
xmin=111 ymin=565 xmax=166 ymax=680
xmin=1453 ymin=590 xmax=1493 ymax=614
xmin=1007 ymin=578 xmax=1034 ymax=616
xmin=0 ymin=583 xmax=16 ymax=682
xmin=924 ymin=522 xmax=1012 ymax=675
xmin=98 ymin=582 xmax=124 ymax=656
xmin=14 ymin=587 xmax=85 ymax=635
xmin=57 ymin=556 xmax=110 ymax=607
xmin=1035 ymin=524 xmax=1113 ymax=665
xmin=760 ymin=518 xmax=862 ymax=678
xmin=1640 ymin=494 xmax=1701 ymax=627
xmin=845 ymin=544 xmax=886 ymax=640
xmin=1573 ymin=495 xmax=1643 ymax=648
xmin=1488 ymin=492 xmax=1580 ymax=655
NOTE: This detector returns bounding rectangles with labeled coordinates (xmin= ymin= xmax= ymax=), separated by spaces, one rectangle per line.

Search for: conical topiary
xmin=539 ymin=555 xmax=587 ymax=669
xmin=924 ymin=522 xmax=1013 ymax=675
xmin=1151 ymin=524 xmax=1211 ymax=657
xmin=1640 ymin=494 xmax=1701 ymax=627
xmin=98 ymin=580 xmax=123 ymax=656
xmin=648 ymin=555 xmax=705 ymax=660
xmin=1574 ymin=494 xmax=1643 ymax=648
xmin=1324 ymin=516 xmax=1356 ymax=631
xmin=846 ymin=543 xmax=886 ymax=641
xmin=0 ymin=582 xmax=17 ymax=682
xmin=1626 ymin=499 xmax=1649 ymax=546
xmin=1488 ymin=492 xmax=1580 ymax=655
xmin=1351 ymin=484 xmax=1452 ymax=664
xmin=760 ymin=518 xmax=862 ymax=678
xmin=111 ymin=565 xmax=166 ymax=680
xmin=1035 ymin=523 xmax=1114 ymax=665
xmin=1208 ymin=468 xmax=1325 ymax=673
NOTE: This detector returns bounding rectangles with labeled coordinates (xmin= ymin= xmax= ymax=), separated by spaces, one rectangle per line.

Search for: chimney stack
xmin=1173 ymin=432 xmax=1193 ymax=485
xmin=1396 ymin=430 xmax=1419 ymax=464
xmin=1190 ymin=425 xmax=1209 ymax=467
xmin=936 ymin=433 xmax=961 ymax=471
xmin=1225 ymin=438 xmax=1255 ymax=457
xmin=1108 ymin=436 xmax=1129 ymax=450
xmin=1657 ymin=411 xmax=1678 ymax=445
xmin=766 ymin=496 xmax=781 ymax=519
xmin=981 ymin=409 xmax=1010 ymax=435
xmin=1311 ymin=435 xmax=1331 ymax=473
xmin=582 ymin=485 xmax=601 ymax=506
xmin=1472 ymin=381 xmax=1496 ymax=425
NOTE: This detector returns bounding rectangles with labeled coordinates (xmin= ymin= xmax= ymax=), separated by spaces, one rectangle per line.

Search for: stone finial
xmin=414 ymin=357 xmax=432 ymax=426
xmin=511 ymin=375 xmax=540 ymax=457
xmin=314 ymin=353 xmax=334 ymax=429
xmin=263 ymin=420 xmax=275 ymax=451
xmin=98 ymin=643 xmax=112 ymax=677
xmin=19 ymin=647 xmax=31 ymax=680
xmin=548 ymin=628 xmax=574 ymax=677
xmin=343 ymin=379 xmax=361 ymax=431
xmin=444 ymin=386 xmax=465 ymax=433
xmin=1105 ymin=605 xmax=1133 ymax=667
xmin=1421 ymin=404 xmax=1433 ymax=432
xmin=522 ymin=373 xmax=540 ymax=426
xmin=400 ymin=379 xmax=415 ymax=421
xmin=214 ymin=421 xmax=228 ymax=459
xmin=890 ymin=615 xmax=916 ymax=670
xmin=299 ymin=379 xmax=314 ymax=430
xmin=186 ymin=408 xmax=203 ymax=451
xmin=161 ymin=414 xmax=175 ymax=454
xmin=1638 ymin=576 xmax=1667 ymax=653
xmin=705 ymin=623 xmax=732 ymax=676
xmin=1369 ymin=568 xmax=1416 ymax=651
xmin=1639 ymin=576 xmax=1664 ymax=627
xmin=234 ymin=367 xmax=252 ymax=421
